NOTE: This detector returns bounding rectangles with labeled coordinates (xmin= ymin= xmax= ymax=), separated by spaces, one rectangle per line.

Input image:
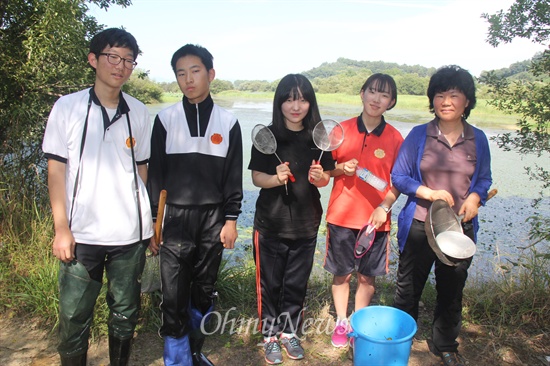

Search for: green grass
xmin=464 ymin=249 xmax=550 ymax=331
xmin=161 ymin=92 xmax=183 ymax=103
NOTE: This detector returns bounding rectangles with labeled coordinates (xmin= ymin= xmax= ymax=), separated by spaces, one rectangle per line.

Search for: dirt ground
xmin=1 ymin=307 xmax=548 ymax=366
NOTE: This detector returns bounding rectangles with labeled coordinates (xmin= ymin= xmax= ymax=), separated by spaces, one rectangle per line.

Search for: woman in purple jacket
xmin=391 ymin=65 xmax=492 ymax=366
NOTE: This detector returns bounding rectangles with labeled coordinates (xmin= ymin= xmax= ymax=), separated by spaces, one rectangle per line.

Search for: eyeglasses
xmin=99 ymin=53 xmax=138 ymax=70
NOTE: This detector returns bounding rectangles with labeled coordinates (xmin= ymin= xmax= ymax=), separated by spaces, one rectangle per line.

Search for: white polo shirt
xmin=42 ymin=88 xmax=153 ymax=245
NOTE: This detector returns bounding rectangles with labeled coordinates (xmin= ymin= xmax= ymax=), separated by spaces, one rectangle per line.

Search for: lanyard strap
xmin=125 ymin=113 xmax=143 ymax=243
xmin=68 ymin=95 xmax=92 ymax=229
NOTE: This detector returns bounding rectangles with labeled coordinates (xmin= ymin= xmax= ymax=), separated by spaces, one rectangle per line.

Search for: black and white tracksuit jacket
xmin=148 ymin=94 xmax=243 ymax=220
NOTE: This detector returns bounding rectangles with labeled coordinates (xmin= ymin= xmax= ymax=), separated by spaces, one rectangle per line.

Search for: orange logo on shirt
xmin=211 ymin=133 xmax=223 ymax=144
xmin=374 ymin=148 xmax=385 ymax=159
xmin=126 ymin=137 xmax=136 ymax=148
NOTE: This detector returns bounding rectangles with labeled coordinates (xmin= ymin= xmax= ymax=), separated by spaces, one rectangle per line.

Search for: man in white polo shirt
xmin=42 ymin=28 xmax=154 ymax=366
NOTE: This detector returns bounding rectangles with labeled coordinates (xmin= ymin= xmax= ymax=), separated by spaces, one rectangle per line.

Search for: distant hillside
xmin=479 ymin=53 xmax=547 ymax=82
xmin=160 ymin=54 xmax=544 ymax=96
xmin=302 ymin=57 xmax=436 ymax=79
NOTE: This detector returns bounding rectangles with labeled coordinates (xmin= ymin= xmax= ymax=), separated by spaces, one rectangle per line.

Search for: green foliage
xmin=0 ymin=188 xmax=55 ymax=313
xmin=122 ymin=69 xmax=164 ymax=104
xmin=235 ymin=79 xmax=274 ymax=92
xmin=210 ymin=79 xmax=235 ymax=94
xmin=482 ymin=0 xmax=550 ymax=46
xmin=158 ymin=81 xmax=181 ymax=93
xmin=312 ymin=70 xmax=371 ymax=94
xmin=0 ymin=0 xmax=130 ymax=206
xmin=394 ymin=73 xmax=430 ymax=96
xmin=216 ymin=257 xmax=257 ymax=315
xmin=12 ymin=257 xmax=59 ymax=324
xmin=303 ymin=57 xmax=436 ymax=80
xmin=479 ymin=57 xmax=539 ymax=81
xmin=481 ymin=0 xmax=550 ymax=249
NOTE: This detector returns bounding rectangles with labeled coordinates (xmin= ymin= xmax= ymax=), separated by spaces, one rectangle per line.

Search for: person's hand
xmin=429 ymin=189 xmax=454 ymax=207
xmin=368 ymin=207 xmax=389 ymax=229
xmin=276 ymin=162 xmax=294 ymax=185
xmin=148 ymin=234 xmax=159 ymax=256
xmin=52 ymin=226 xmax=76 ymax=263
xmin=308 ymin=160 xmax=324 ymax=182
xmin=220 ymin=220 xmax=238 ymax=249
xmin=343 ymin=158 xmax=359 ymax=176
xmin=458 ymin=193 xmax=480 ymax=222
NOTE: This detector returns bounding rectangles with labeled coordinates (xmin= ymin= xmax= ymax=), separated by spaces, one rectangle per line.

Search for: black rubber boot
xmin=108 ymin=335 xmax=132 ymax=366
xmin=197 ymin=353 xmax=215 ymax=366
xmin=190 ymin=335 xmax=215 ymax=366
xmin=60 ymin=353 xmax=87 ymax=366
xmin=190 ymin=335 xmax=204 ymax=366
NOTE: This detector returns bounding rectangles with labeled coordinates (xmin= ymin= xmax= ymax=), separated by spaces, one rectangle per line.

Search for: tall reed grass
xmin=464 ymin=249 xmax=549 ymax=331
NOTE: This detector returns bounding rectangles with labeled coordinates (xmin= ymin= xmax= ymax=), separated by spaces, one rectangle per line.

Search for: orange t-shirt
xmin=326 ymin=116 xmax=403 ymax=230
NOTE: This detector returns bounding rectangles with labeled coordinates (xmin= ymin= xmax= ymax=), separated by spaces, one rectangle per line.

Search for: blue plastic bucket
xmin=349 ymin=306 xmax=417 ymax=366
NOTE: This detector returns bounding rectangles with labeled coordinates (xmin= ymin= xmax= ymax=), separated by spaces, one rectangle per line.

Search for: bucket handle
xmin=347 ymin=331 xmax=357 ymax=339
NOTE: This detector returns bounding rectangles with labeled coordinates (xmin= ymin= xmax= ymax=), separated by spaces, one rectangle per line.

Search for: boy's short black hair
xmin=171 ymin=44 xmax=214 ymax=74
xmin=427 ymin=65 xmax=476 ymax=119
xmin=89 ymin=28 xmax=140 ymax=59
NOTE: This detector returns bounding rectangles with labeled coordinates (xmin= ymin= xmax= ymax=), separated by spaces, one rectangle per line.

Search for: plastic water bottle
xmin=356 ymin=166 xmax=388 ymax=192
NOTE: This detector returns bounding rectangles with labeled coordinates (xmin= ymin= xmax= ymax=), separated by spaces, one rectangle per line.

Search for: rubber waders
xmin=105 ymin=242 xmax=147 ymax=339
xmin=57 ymin=261 xmax=102 ymax=360
xmin=59 ymin=353 xmax=87 ymax=366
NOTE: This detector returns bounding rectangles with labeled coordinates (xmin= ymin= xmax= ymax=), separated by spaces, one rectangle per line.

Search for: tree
xmin=123 ymin=70 xmax=164 ymax=104
xmin=0 ymin=0 xmax=131 ymax=204
xmin=394 ymin=74 xmax=429 ymax=96
xmin=210 ymin=79 xmax=234 ymax=94
xmin=481 ymin=0 xmax=550 ymax=248
xmin=159 ymin=81 xmax=181 ymax=93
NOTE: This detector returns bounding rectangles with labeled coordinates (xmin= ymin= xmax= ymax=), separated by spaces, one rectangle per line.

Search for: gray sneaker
xmin=280 ymin=336 xmax=304 ymax=360
xmin=263 ymin=338 xmax=283 ymax=364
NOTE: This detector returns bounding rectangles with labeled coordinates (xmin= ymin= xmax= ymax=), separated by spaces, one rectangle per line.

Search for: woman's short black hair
xmin=427 ymin=65 xmax=476 ymax=119
xmin=89 ymin=28 xmax=140 ymax=60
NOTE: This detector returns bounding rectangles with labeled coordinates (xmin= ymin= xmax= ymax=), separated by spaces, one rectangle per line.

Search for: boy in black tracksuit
xmin=147 ymin=44 xmax=243 ymax=366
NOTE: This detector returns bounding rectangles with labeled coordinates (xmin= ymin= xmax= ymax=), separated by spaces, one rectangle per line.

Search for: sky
xmin=89 ymin=0 xmax=547 ymax=83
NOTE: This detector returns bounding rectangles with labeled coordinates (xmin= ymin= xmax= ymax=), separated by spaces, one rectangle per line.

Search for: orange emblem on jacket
xmin=126 ymin=137 xmax=136 ymax=148
xmin=374 ymin=148 xmax=385 ymax=159
xmin=211 ymin=133 xmax=223 ymax=144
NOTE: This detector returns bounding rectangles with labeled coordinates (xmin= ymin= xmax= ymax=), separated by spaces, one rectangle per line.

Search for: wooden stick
xmin=154 ymin=190 xmax=167 ymax=245
xmin=483 ymin=188 xmax=498 ymax=206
